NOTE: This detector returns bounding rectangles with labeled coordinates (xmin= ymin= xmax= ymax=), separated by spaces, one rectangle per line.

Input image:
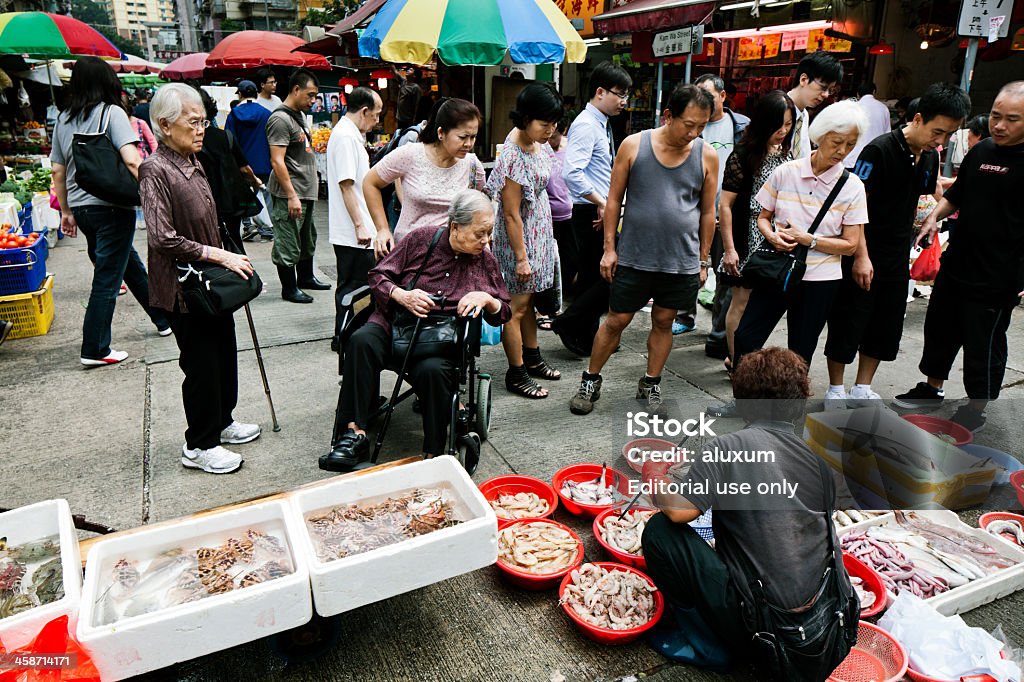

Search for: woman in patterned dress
xmin=718 ymin=90 xmax=794 ymax=372
xmin=487 ymin=83 xmax=564 ymax=399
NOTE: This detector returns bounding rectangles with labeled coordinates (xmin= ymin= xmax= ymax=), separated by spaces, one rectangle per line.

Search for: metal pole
xmin=655 ymin=59 xmax=663 ymax=125
xmin=959 ymin=37 xmax=978 ymax=93
xmin=684 ymin=52 xmax=693 ymax=84
xmin=265 ymin=0 xmax=270 ymax=30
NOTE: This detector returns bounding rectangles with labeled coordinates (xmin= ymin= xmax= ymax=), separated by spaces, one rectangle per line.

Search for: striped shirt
xmin=755 ymin=155 xmax=868 ymax=281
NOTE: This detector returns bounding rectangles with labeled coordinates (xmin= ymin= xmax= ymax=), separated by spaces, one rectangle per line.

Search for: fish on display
xmin=985 ymin=519 xmax=1024 ymax=547
xmin=849 ymin=575 xmax=876 ymax=611
xmin=560 ymin=479 xmax=616 ymax=506
xmin=0 ymin=534 xmax=64 ymax=620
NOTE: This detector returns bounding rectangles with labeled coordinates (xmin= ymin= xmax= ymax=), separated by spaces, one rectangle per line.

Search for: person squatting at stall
xmin=824 ymin=83 xmax=970 ymax=409
xmin=569 ymin=84 xmax=718 ymax=416
xmin=641 ymin=347 xmax=857 ymax=679
xmin=267 ymin=68 xmax=331 ymax=303
xmin=550 ymin=61 xmax=632 ymax=357
xmin=325 ymin=190 xmax=511 ymax=470
xmin=140 ymin=84 xmax=260 ymax=475
xmin=892 ymin=81 xmax=1024 ymax=432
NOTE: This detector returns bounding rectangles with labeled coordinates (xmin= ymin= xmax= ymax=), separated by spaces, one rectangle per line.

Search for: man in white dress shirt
xmin=787 ymin=52 xmax=844 ymax=159
xmin=845 ymin=82 xmax=893 ymax=168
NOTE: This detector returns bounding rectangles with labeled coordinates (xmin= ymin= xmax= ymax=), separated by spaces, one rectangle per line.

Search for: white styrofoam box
xmin=0 ymin=499 xmax=82 ymax=651
xmin=289 ymin=455 xmax=498 ymax=617
xmin=838 ymin=510 xmax=1024 ymax=615
xmin=77 ymin=499 xmax=311 ymax=681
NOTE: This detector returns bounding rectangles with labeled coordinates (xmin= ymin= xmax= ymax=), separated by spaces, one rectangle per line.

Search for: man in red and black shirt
xmin=893 ymin=81 xmax=1024 ymax=431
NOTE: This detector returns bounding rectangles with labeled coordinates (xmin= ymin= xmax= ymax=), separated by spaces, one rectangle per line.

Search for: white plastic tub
xmin=289 ymin=455 xmax=497 ymax=617
xmin=0 ymin=499 xmax=82 ymax=651
xmin=76 ymin=499 xmax=311 ymax=681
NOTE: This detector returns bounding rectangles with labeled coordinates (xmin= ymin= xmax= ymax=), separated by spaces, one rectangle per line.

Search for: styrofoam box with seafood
xmin=289 ymin=455 xmax=497 ymax=617
xmin=0 ymin=499 xmax=82 ymax=651
xmin=837 ymin=510 xmax=1024 ymax=616
xmin=76 ymin=499 xmax=311 ymax=681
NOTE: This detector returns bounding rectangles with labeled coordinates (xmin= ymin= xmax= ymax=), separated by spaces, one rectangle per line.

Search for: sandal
xmin=536 ymin=315 xmax=554 ymax=331
xmin=505 ymin=365 xmax=548 ymax=399
xmin=523 ymin=347 xmax=561 ymax=380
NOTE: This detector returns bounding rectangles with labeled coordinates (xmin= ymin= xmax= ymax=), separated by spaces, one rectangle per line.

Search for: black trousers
xmin=553 ymin=218 xmax=577 ymax=297
xmin=552 ymin=203 xmax=608 ymax=345
xmin=169 ymin=310 xmax=238 ymax=450
xmin=339 ymin=323 xmax=457 ymax=455
xmin=333 ymin=244 xmax=376 ymax=337
xmin=919 ymin=273 xmax=1016 ymax=400
xmin=642 ymin=514 xmax=749 ymax=649
xmin=734 ymin=279 xmax=841 ymax=369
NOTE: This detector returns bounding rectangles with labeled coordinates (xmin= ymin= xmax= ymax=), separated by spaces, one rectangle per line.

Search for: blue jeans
xmin=73 ymin=205 xmax=168 ymax=359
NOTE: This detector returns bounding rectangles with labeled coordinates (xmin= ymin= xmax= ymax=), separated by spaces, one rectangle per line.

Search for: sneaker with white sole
xmin=181 ymin=444 xmax=243 ymax=474
xmin=824 ymin=387 xmax=848 ymax=411
xmin=81 ymin=349 xmax=129 ymax=367
xmin=220 ymin=421 xmax=261 ymax=444
xmin=849 ymin=385 xmax=882 ymax=407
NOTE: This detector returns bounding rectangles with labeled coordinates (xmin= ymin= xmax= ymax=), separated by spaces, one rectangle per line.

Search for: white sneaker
xmin=849 ymin=385 xmax=882 ymax=407
xmin=181 ymin=444 xmax=243 ymax=474
xmin=81 ymin=349 xmax=129 ymax=367
xmin=824 ymin=387 xmax=848 ymax=411
xmin=220 ymin=421 xmax=261 ymax=444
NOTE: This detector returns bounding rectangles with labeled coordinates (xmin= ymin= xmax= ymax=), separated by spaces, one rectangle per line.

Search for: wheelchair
xmin=323 ymin=285 xmax=493 ymax=475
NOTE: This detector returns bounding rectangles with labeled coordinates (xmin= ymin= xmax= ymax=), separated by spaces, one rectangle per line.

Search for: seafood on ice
xmin=985 ymin=519 xmax=1024 ymax=547
xmin=497 ymin=522 xmax=579 ymax=575
xmin=489 ymin=492 xmax=550 ymax=520
xmin=0 ymin=534 xmax=64 ymax=620
xmin=849 ymin=576 xmax=876 ymax=611
xmin=560 ymin=563 xmax=658 ymax=630
xmin=840 ymin=512 xmax=1016 ymax=600
xmin=560 ymin=478 xmax=617 ymax=506
xmin=831 ymin=510 xmax=887 ymax=528
xmin=597 ymin=510 xmax=656 ymax=556
xmin=306 ymin=487 xmax=463 ymax=563
xmin=93 ymin=528 xmax=294 ymax=626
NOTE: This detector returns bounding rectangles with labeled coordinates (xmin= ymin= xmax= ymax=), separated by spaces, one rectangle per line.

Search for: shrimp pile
xmin=489 ymin=492 xmax=550 ymax=520
xmin=597 ymin=510 xmax=656 ymax=556
xmin=561 ymin=563 xmax=658 ymax=630
xmin=497 ymin=522 xmax=578 ymax=574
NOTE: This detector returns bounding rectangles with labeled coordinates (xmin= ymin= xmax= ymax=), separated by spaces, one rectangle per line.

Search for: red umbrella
xmin=161 ymin=52 xmax=209 ymax=80
xmin=206 ymin=31 xmax=330 ymax=71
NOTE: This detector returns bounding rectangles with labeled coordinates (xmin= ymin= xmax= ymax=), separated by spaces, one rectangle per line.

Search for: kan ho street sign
xmin=958 ymin=0 xmax=1014 ymax=40
xmin=652 ymin=24 xmax=705 ymax=58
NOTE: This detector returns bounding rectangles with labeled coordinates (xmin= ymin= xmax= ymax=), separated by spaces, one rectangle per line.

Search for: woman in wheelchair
xmin=325 ymin=190 xmax=511 ymax=470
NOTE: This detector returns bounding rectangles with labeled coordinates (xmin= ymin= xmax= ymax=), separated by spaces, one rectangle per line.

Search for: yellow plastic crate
xmin=0 ymin=274 xmax=53 ymax=339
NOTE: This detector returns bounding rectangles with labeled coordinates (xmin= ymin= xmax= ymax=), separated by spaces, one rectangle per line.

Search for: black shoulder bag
xmin=742 ymin=457 xmax=860 ymax=682
xmin=391 ymin=227 xmax=459 ymax=361
xmin=72 ymin=105 xmax=141 ymax=207
xmin=742 ymin=169 xmax=849 ymax=293
xmin=176 ymin=228 xmax=263 ymax=316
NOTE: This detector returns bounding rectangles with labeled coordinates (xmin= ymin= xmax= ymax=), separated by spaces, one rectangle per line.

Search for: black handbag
xmin=176 ymin=261 xmax=263 ymax=316
xmin=391 ymin=227 xmax=460 ymax=361
xmin=740 ymin=458 xmax=860 ymax=682
xmin=72 ymin=105 xmax=141 ymax=207
xmin=742 ymin=170 xmax=849 ymax=292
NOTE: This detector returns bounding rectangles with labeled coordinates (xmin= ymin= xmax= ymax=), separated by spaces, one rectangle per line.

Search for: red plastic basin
xmin=558 ymin=561 xmax=664 ymax=645
xmin=478 ymin=475 xmax=558 ymax=529
xmin=978 ymin=511 xmax=1024 ymax=548
xmin=900 ymin=414 xmax=973 ymax=447
xmin=843 ymin=552 xmax=887 ymax=618
xmin=592 ymin=506 xmax=658 ymax=570
xmin=1012 ymin=471 xmax=1024 ymax=509
xmin=495 ymin=519 xmax=584 ymax=591
xmin=552 ymin=463 xmax=633 ymax=518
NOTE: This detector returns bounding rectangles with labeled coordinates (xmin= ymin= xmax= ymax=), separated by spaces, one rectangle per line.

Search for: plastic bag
xmin=910 ymin=237 xmax=942 ymax=282
xmin=0 ymin=616 xmax=99 ymax=682
xmin=480 ymin=320 xmax=502 ymax=346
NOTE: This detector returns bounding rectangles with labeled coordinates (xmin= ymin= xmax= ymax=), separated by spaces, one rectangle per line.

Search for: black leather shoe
xmin=278 ymin=265 xmax=314 ymax=303
xmin=319 ymin=431 xmax=370 ymax=471
xmin=297 ymin=259 xmax=331 ymax=290
xmin=283 ymin=288 xmax=314 ymax=304
xmin=298 ymin=277 xmax=331 ymax=291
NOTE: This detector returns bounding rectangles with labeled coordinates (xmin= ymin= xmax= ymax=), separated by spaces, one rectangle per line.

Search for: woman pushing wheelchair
xmin=323 ymin=190 xmax=511 ymax=471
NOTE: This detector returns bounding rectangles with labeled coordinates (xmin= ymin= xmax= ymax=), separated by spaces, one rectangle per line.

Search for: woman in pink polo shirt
xmin=734 ymin=100 xmax=869 ymax=368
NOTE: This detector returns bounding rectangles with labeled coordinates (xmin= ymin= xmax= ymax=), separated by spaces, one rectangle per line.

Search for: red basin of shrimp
xmin=558 ymin=562 xmax=664 ymax=645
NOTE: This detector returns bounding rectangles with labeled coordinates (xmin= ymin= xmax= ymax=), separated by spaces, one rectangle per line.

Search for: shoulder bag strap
xmin=806 ymin=169 xmax=849 ymax=237
xmin=815 ymin=456 xmax=852 ymax=600
xmin=96 ymin=104 xmax=111 ymax=135
xmin=405 ymin=226 xmax=447 ymax=291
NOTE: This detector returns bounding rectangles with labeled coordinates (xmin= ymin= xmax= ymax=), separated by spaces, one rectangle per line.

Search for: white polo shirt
xmin=326 ymin=116 xmax=373 ymax=249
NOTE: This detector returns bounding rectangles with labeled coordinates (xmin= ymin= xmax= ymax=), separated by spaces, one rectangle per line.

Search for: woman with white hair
xmin=141 ymin=83 xmax=259 ymax=475
xmin=732 ymin=100 xmax=869 ymax=369
xmin=324 ymin=189 xmax=511 ymax=471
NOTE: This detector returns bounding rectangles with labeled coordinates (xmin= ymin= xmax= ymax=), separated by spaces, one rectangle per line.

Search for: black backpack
xmin=370 ymin=123 xmax=422 ymax=209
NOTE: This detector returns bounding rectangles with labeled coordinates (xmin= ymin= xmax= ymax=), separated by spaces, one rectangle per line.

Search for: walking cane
xmin=243 ymin=302 xmax=281 ymax=432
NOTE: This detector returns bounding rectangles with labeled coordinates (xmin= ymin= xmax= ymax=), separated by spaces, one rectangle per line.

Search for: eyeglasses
xmin=184 ymin=118 xmax=210 ymax=131
xmin=607 ymin=88 xmax=630 ymax=101
xmin=812 ymin=80 xmax=839 ymax=96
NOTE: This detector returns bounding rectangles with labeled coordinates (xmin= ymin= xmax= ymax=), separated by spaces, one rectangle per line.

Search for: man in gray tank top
xmin=570 ymin=85 xmax=718 ymax=416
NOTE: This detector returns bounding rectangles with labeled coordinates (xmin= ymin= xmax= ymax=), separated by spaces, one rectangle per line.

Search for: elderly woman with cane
xmin=141 ymin=83 xmax=261 ymax=474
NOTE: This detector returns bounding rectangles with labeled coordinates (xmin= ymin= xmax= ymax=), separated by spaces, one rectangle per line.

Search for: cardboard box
xmin=0 ymin=499 xmax=82 ymax=651
xmin=77 ymin=500 xmax=311 ymax=681
xmin=289 ymin=455 xmax=497 ymax=617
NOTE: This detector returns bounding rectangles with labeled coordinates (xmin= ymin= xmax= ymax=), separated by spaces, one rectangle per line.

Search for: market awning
xmin=327 ymin=0 xmax=388 ymax=36
xmin=592 ymin=0 xmax=716 ymax=36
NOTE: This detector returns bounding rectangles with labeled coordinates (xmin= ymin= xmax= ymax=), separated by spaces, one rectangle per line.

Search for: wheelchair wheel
xmin=474 ymin=374 xmax=492 ymax=442
xmin=456 ymin=432 xmax=481 ymax=476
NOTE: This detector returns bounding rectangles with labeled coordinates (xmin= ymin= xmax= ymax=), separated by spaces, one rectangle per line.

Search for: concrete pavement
xmin=3 ymin=203 xmax=1023 ymax=681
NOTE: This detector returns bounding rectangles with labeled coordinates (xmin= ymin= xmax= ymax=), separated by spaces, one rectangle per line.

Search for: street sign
xmin=957 ymin=0 xmax=1014 ymax=39
xmin=652 ymin=25 xmax=704 ymax=58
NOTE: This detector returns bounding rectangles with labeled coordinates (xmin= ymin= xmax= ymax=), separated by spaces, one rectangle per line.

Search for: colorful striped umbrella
xmin=358 ymin=0 xmax=586 ymax=66
xmin=0 ymin=12 xmax=122 ymax=59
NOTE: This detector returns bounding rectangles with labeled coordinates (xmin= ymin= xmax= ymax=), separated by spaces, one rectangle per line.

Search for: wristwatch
xmin=809 ymin=236 xmax=818 ymax=250
xmin=699 ymin=259 xmax=711 ymax=269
